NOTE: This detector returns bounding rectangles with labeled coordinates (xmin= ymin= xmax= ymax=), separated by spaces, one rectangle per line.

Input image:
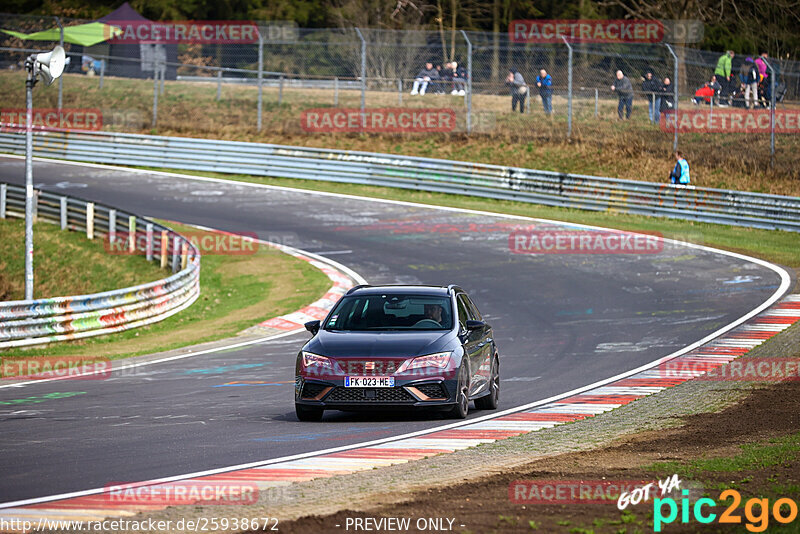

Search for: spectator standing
xmin=410 ymin=62 xmax=439 ymax=96
xmin=755 ymin=52 xmax=770 ymax=106
xmin=742 ymin=57 xmax=759 ymax=109
xmin=506 ymin=68 xmax=527 ymax=113
xmin=536 ymin=69 xmax=553 ymax=115
xmin=451 ymin=61 xmax=467 ymax=95
xmin=669 ymin=151 xmax=691 ymax=185
xmin=611 ymin=70 xmax=633 ymax=120
xmin=641 ymin=70 xmax=661 ymax=123
xmin=714 ymin=50 xmax=734 ymax=105
xmin=659 ymin=77 xmax=674 ymax=117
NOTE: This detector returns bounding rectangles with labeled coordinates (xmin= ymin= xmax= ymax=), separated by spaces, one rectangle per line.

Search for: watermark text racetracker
xmin=105 ymin=230 xmax=258 ymax=256
xmin=105 ymin=20 xmax=258 ymax=44
xmin=509 ymin=229 xmax=665 ymax=254
xmin=510 ymin=19 xmax=663 ymax=43
xmin=1 ymin=357 xmax=111 ymax=380
xmin=301 ymin=108 xmax=456 ymax=133
xmin=661 ymin=109 xmax=800 ymax=133
xmin=1 ymin=108 xmax=102 ymax=132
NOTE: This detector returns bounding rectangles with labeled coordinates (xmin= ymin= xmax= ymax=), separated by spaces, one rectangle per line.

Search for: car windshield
xmin=325 ymin=294 xmax=453 ymax=331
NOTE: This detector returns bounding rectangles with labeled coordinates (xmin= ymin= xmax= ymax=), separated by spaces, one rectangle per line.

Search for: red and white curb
xmin=2 ymin=294 xmax=798 ymax=529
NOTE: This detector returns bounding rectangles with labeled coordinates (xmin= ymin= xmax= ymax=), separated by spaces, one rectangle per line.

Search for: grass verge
xmin=0 ymin=217 xmax=163 ymax=301
xmin=1 ymin=220 xmax=331 ymax=360
xmin=138 ymin=167 xmax=800 ymax=269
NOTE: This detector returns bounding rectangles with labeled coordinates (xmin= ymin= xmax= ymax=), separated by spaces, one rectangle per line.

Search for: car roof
xmin=345 ymin=285 xmax=458 ymax=297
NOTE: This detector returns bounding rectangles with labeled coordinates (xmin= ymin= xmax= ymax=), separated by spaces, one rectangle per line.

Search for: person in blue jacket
xmin=536 ymin=69 xmax=553 ymax=115
xmin=669 ymin=151 xmax=691 ymax=185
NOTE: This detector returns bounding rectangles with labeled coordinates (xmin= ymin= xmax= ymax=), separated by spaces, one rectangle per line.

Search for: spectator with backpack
xmin=741 ymin=57 xmax=759 ymax=109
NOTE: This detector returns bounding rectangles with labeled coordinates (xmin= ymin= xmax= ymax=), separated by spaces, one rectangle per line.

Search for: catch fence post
xmin=461 ymin=30 xmax=473 ymax=133
xmin=257 ymin=31 xmax=263 ymax=132
xmin=355 ymin=28 xmax=366 ymax=130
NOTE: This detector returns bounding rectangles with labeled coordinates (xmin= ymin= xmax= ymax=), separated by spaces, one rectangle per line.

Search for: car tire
xmin=295 ymin=404 xmax=324 ymax=422
xmin=447 ymin=363 xmax=470 ymax=419
xmin=474 ymin=355 xmax=499 ymax=410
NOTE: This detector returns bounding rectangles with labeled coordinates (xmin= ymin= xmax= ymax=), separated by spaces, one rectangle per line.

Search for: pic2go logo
xmin=654 ymin=489 xmax=798 ymax=532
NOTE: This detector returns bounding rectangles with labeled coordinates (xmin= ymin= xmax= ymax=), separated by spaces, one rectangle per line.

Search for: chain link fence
xmin=1 ymin=13 xmax=799 ymax=159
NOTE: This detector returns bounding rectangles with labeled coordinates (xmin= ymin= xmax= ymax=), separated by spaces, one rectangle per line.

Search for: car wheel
xmin=475 ymin=355 xmax=499 ymax=410
xmin=447 ymin=363 xmax=469 ymax=419
xmin=295 ymin=404 xmax=324 ymax=422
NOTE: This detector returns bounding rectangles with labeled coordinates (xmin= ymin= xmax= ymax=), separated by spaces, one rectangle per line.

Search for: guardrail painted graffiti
xmin=0 ymin=181 xmax=200 ymax=349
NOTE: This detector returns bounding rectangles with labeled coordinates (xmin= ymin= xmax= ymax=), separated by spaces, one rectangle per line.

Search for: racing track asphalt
xmin=0 ymin=156 xmax=790 ymax=503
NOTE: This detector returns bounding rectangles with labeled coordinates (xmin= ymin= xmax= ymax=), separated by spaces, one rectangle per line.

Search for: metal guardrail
xmin=1 ymin=130 xmax=799 ymax=232
xmin=0 ymin=181 xmax=200 ymax=349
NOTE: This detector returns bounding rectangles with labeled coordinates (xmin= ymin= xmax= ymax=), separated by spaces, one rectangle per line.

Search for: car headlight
xmin=302 ymin=351 xmax=334 ymax=370
xmin=397 ymin=352 xmax=452 ymax=373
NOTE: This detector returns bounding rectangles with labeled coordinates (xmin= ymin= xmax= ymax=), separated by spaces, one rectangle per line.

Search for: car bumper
xmin=295 ymin=376 xmax=458 ymax=410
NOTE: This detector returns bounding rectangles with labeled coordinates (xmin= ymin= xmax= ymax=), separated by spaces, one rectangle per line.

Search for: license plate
xmin=345 ymin=376 xmax=395 ymax=388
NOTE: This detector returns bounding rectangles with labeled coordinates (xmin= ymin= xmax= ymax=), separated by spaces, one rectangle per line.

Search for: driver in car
xmin=423 ymin=303 xmax=443 ymax=326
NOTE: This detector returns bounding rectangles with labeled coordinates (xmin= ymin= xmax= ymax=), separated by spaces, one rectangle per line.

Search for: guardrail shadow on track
xmin=0 ymin=181 xmax=200 ymax=349
xmin=1 ymin=130 xmax=799 ymax=232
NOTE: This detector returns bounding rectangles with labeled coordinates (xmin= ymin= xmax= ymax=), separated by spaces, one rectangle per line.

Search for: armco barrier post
xmin=128 ymin=215 xmax=136 ymax=253
xmin=334 ymin=76 xmax=339 ymax=106
xmin=108 ymin=208 xmax=116 ymax=242
xmin=60 ymin=196 xmax=67 ymax=229
xmin=216 ymin=70 xmax=222 ymax=101
xmin=279 ymin=75 xmax=284 ymax=105
xmin=86 ymin=202 xmax=94 ymax=239
xmin=160 ymin=63 xmax=165 ymax=95
xmin=146 ymin=223 xmax=153 ymax=261
xmin=160 ymin=230 xmax=168 ymax=269
xmin=99 ymin=59 xmax=105 ymax=90
xmin=398 ymin=78 xmax=402 ymax=105
xmin=181 ymin=241 xmax=188 ymax=270
xmin=172 ymin=236 xmax=180 ymax=273
xmin=0 ymin=183 xmax=6 ymax=218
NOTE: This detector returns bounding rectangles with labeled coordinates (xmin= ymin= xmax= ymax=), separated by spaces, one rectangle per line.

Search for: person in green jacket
xmin=714 ymin=50 xmax=735 ymax=105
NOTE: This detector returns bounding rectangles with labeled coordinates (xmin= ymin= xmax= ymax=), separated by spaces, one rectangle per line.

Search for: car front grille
xmin=326 ymin=386 xmax=416 ymax=403
xmin=414 ymin=383 xmax=448 ymax=399
xmin=333 ymin=358 xmax=407 ymax=376
xmin=301 ymin=382 xmax=330 ymax=399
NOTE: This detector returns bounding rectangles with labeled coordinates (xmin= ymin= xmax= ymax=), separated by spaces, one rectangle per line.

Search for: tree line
xmin=7 ymin=0 xmax=799 ymax=60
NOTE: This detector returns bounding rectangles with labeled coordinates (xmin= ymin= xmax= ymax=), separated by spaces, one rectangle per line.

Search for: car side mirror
xmin=304 ymin=320 xmax=320 ymax=336
xmin=465 ymin=319 xmax=485 ymax=331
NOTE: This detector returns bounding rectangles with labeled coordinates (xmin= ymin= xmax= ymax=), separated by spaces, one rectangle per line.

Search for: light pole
xmin=23 ymin=45 xmax=66 ymax=300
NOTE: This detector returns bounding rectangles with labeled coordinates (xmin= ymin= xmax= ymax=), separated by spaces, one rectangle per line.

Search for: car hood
xmin=305 ymin=330 xmax=454 ymax=358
